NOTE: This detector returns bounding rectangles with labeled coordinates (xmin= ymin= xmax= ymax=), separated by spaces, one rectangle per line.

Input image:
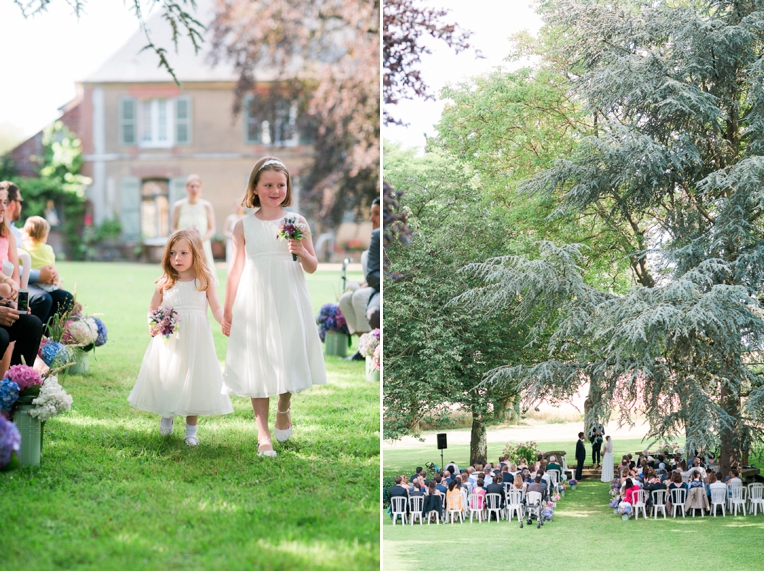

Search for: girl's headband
xmin=258 ymin=159 xmax=287 ymax=172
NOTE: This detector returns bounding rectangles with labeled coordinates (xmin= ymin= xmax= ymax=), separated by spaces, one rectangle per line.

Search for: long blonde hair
xmin=158 ymin=229 xmax=213 ymax=291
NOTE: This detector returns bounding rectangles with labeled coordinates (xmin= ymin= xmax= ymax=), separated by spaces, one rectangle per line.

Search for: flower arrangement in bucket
xmin=316 ymin=303 xmax=350 ymax=356
xmin=45 ymin=299 xmax=108 ymax=374
xmin=0 ymin=364 xmax=72 ymax=466
xmin=358 ymin=329 xmax=380 ymax=381
xmin=569 ymin=479 xmax=578 ymax=490
xmin=618 ymin=501 xmax=632 ymax=520
xmin=372 ymin=344 xmax=381 ymax=371
xmin=609 ymin=497 xmax=620 ymax=513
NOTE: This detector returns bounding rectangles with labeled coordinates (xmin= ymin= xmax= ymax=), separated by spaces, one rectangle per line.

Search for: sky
xmin=383 ymin=0 xmax=543 ymax=151
xmin=0 ymin=1 xmax=177 ymax=148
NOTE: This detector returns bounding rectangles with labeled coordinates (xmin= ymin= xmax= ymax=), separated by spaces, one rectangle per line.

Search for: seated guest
xmin=485 ymin=477 xmax=505 ymax=518
xmin=460 ymin=471 xmax=473 ymax=494
xmin=482 ymin=467 xmax=493 ymax=487
xmin=445 ymin=480 xmax=465 ymax=514
xmin=535 ymin=453 xmax=544 ymax=471
xmin=668 ymin=471 xmax=687 ymax=493
xmin=622 ymin=478 xmax=640 ymax=504
xmin=527 ymin=475 xmax=547 ymax=501
xmin=470 ymin=478 xmax=487 ymax=510
xmin=388 ymin=476 xmax=409 ymax=505
xmin=547 ymin=455 xmax=563 ymax=479
xmin=410 ymin=479 xmax=424 ymax=497
xmin=422 ymin=480 xmax=443 ymax=522
xmin=726 ymin=468 xmax=743 ymax=487
xmin=409 ymin=466 xmax=424 ymax=484
xmin=707 ymin=471 xmax=726 ymax=498
xmin=435 ymin=474 xmax=448 ymax=495
xmin=501 ymin=464 xmax=514 ymax=485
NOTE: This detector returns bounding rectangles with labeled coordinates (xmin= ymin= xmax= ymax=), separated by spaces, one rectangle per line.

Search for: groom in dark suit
xmin=575 ymin=432 xmax=586 ymax=480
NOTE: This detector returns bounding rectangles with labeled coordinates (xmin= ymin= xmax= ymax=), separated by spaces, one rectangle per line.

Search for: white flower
xmin=29 ymin=376 xmax=73 ymax=422
xmin=66 ymin=318 xmax=98 ymax=346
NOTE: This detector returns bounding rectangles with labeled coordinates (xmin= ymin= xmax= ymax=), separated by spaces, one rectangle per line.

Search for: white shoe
xmin=274 ymin=406 xmax=292 ymax=443
xmin=159 ymin=417 xmax=174 ymax=436
xmin=185 ymin=435 xmax=199 ymax=446
xmin=258 ymin=439 xmax=277 ymax=457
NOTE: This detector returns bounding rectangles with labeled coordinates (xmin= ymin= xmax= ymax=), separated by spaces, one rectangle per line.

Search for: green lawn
xmin=1 ymin=262 xmax=379 ymax=571
xmin=383 ymin=431 xmax=764 ymax=569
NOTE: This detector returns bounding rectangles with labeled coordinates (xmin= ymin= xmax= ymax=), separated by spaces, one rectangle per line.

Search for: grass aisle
xmin=384 ymin=440 xmax=764 ymax=569
xmin=383 ymin=480 xmax=764 ymax=569
xmin=2 ymin=262 xmax=379 ymax=570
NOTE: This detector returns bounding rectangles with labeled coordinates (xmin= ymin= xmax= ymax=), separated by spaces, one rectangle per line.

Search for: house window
xmin=245 ymin=96 xmax=298 ymax=147
xmin=141 ymin=179 xmax=170 ymax=239
xmin=139 ymin=99 xmax=174 ymax=148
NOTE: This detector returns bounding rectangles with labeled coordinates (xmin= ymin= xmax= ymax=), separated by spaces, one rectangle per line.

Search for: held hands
xmin=222 ymin=311 xmax=232 ymax=337
xmin=39 ymin=265 xmax=60 ymax=285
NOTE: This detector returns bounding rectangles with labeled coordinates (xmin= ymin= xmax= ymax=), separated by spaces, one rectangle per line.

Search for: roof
xmin=82 ymin=1 xmax=282 ymax=84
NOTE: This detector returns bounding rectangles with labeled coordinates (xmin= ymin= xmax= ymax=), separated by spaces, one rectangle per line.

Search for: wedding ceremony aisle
xmin=2 ymin=262 xmax=379 ymax=570
xmin=383 ymin=427 xmax=764 ymax=570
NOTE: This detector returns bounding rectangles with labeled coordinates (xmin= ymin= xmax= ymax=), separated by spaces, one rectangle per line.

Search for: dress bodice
xmin=162 ymin=279 xmax=207 ymax=313
xmin=243 ymin=213 xmax=294 ymax=261
xmin=0 ymin=235 xmax=9 ymax=264
xmin=177 ymin=200 xmax=209 ymax=236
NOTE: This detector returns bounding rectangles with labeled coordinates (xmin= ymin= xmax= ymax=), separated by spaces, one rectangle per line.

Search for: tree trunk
xmin=470 ymin=405 xmax=488 ymax=466
xmin=719 ymin=383 xmax=740 ymax=476
xmin=492 ymin=394 xmax=515 ymax=424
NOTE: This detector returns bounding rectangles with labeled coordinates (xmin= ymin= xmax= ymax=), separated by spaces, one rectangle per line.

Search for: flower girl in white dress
xmin=222 ymin=157 xmax=326 ymax=457
xmin=128 ymin=229 xmax=233 ymax=445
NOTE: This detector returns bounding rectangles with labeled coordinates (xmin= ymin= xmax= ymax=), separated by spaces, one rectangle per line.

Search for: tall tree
xmin=210 ymin=0 xmax=379 ymax=226
xmin=383 ymin=145 xmax=547 ymax=463
xmin=460 ymin=0 xmax=764 ymax=474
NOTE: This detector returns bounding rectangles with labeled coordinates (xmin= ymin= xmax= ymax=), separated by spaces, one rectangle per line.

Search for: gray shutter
xmin=175 ymin=95 xmax=192 ymax=145
xmin=244 ymin=95 xmax=260 ymax=143
xmin=120 ymin=176 xmax=141 ymax=241
xmin=170 ymin=177 xmax=186 ymax=212
xmin=119 ymin=97 xmax=137 ymax=145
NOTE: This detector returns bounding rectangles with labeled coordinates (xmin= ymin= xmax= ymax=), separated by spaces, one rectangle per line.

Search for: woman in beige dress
xmin=171 ymin=174 xmax=217 ymax=276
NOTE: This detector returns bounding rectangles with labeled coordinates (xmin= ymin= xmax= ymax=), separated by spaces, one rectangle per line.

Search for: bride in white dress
xmin=601 ymin=435 xmax=614 ymax=482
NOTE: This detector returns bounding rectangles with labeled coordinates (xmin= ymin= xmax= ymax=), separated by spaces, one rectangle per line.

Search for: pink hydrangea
xmin=5 ymin=365 xmax=42 ymax=392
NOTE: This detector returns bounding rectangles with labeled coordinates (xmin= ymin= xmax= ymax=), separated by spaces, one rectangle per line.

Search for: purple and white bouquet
xmin=0 ymin=365 xmax=44 ymax=418
xmin=618 ymin=501 xmax=632 ymax=517
xmin=149 ymin=307 xmax=179 ymax=339
xmin=276 ymin=215 xmax=311 ymax=261
xmin=316 ymin=303 xmax=349 ymax=342
xmin=29 ymin=376 xmax=73 ymax=422
xmin=358 ymin=328 xmax=380 ymax=358
xmin=62 ymin=316 xmax=99 ymax=351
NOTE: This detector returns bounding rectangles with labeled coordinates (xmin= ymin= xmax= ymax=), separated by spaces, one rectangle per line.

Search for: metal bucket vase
xmin=621 ymin=514 xmax=630 ymax=521
xmin=324 ymin=332 xmax=349 ymax=358
xmin=13 ymin=404 xmax=41 ymax=466
xmin=365 ymin=355 xmax=380 ymax=382
xmin=69 ymin=350 xmax=89 ymax=375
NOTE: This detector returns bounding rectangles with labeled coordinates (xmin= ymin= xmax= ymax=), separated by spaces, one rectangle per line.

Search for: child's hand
xmin=222 ymin=311 xmax=232 ymax=337
xmin=288 ymin=239 xmax=306 ymax=258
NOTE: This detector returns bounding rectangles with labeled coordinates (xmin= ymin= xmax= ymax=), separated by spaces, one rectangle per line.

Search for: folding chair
xmin=670 ymin=488 xmax=687 ymax=518
xmin=730 ymin=486 xmax=747 ymax=516
xmin=390 ymin=496 xmax=407 ymax=525
xmin=485 ymin=493 xmax=504 ymax=522
xmin=633 ymin=489 xmax=647 ymax=520
xmin=710 ymin=488 xmax=726 ymax=517
xmin=409 ymin=495 xmax=424 ymax=525
xmin=748 ymin=483 xmax=764 ymax=516
xmin=652 ymin=489 xmax=667 ymax=519
xmin=469 ymin=493 xmax=485 ymax=523
xmin=506 ymin=489 xmax=524 ymax=523
xmin=445 ymin=493 xmax=464 ymax=524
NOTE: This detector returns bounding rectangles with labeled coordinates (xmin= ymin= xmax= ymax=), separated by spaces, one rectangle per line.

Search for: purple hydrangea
xmin=316 ymin=303 xmax=349 ymax=341
xmin=5 ymin=365 xmax=42 ymax=392
xmin=0 ymin=379 xmax=20 ymax=413
xmin=93 ymin=317 xmax=108 ymax=347
xmin=0 ymin=416 xmax=21 ymax=468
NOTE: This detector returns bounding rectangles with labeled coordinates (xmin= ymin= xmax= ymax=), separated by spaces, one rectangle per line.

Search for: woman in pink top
xmin=623 ymin=478 xmax=640 ymax=504
xmin=0 ymin=187 xmax=20 ymax=301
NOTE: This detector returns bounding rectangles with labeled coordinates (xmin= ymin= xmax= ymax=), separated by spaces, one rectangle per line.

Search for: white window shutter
xmin=170 ymin=177 xmax=186 ymax=211
xmin=175 ymin=96 xmax=192 ymax=145
xmin=120 ymin=176 xmax=141 ymax=241
xmin=119 ymin=97 xmax=137 ymax=145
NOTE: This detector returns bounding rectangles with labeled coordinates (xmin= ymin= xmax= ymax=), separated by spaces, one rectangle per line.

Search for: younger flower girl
xmin=128 ymin=229 xmax=233 ymax=445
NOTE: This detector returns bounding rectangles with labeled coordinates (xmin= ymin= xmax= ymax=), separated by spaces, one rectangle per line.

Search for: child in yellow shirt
xmin=23 ymin=216 xmax=58 ymax=292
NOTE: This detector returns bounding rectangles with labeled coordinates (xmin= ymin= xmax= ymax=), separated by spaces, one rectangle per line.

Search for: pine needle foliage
xmin=462 ymin=0 xmax=764 ymax=473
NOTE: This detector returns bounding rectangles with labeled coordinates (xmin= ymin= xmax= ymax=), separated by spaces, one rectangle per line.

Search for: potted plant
xmin=316 ymin=304 xmax=350 ymax=357
xmin=0 ymin=365 xmax=72 ymax=466
xmin=358 ymin=329 xmax=380 ymax=381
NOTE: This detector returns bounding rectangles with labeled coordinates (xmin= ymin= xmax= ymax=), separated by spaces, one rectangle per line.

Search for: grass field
xmin=383 ymin=431 xmax=764 ymax=570
xmin=1 ymin=262 xmax=380 ymax=571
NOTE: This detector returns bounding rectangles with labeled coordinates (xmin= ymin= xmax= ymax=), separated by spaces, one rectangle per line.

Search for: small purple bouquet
xmin=149 ymin=307 xmax=179 ymax=339
xmin=276 ymin=215 xmax=310 ymax=261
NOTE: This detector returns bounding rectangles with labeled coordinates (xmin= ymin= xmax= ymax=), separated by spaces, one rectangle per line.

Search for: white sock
xmin=185 ymin=424 xmax=198 ymax=438
xmin=161 ymin=417 xmax=174 ymax=430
